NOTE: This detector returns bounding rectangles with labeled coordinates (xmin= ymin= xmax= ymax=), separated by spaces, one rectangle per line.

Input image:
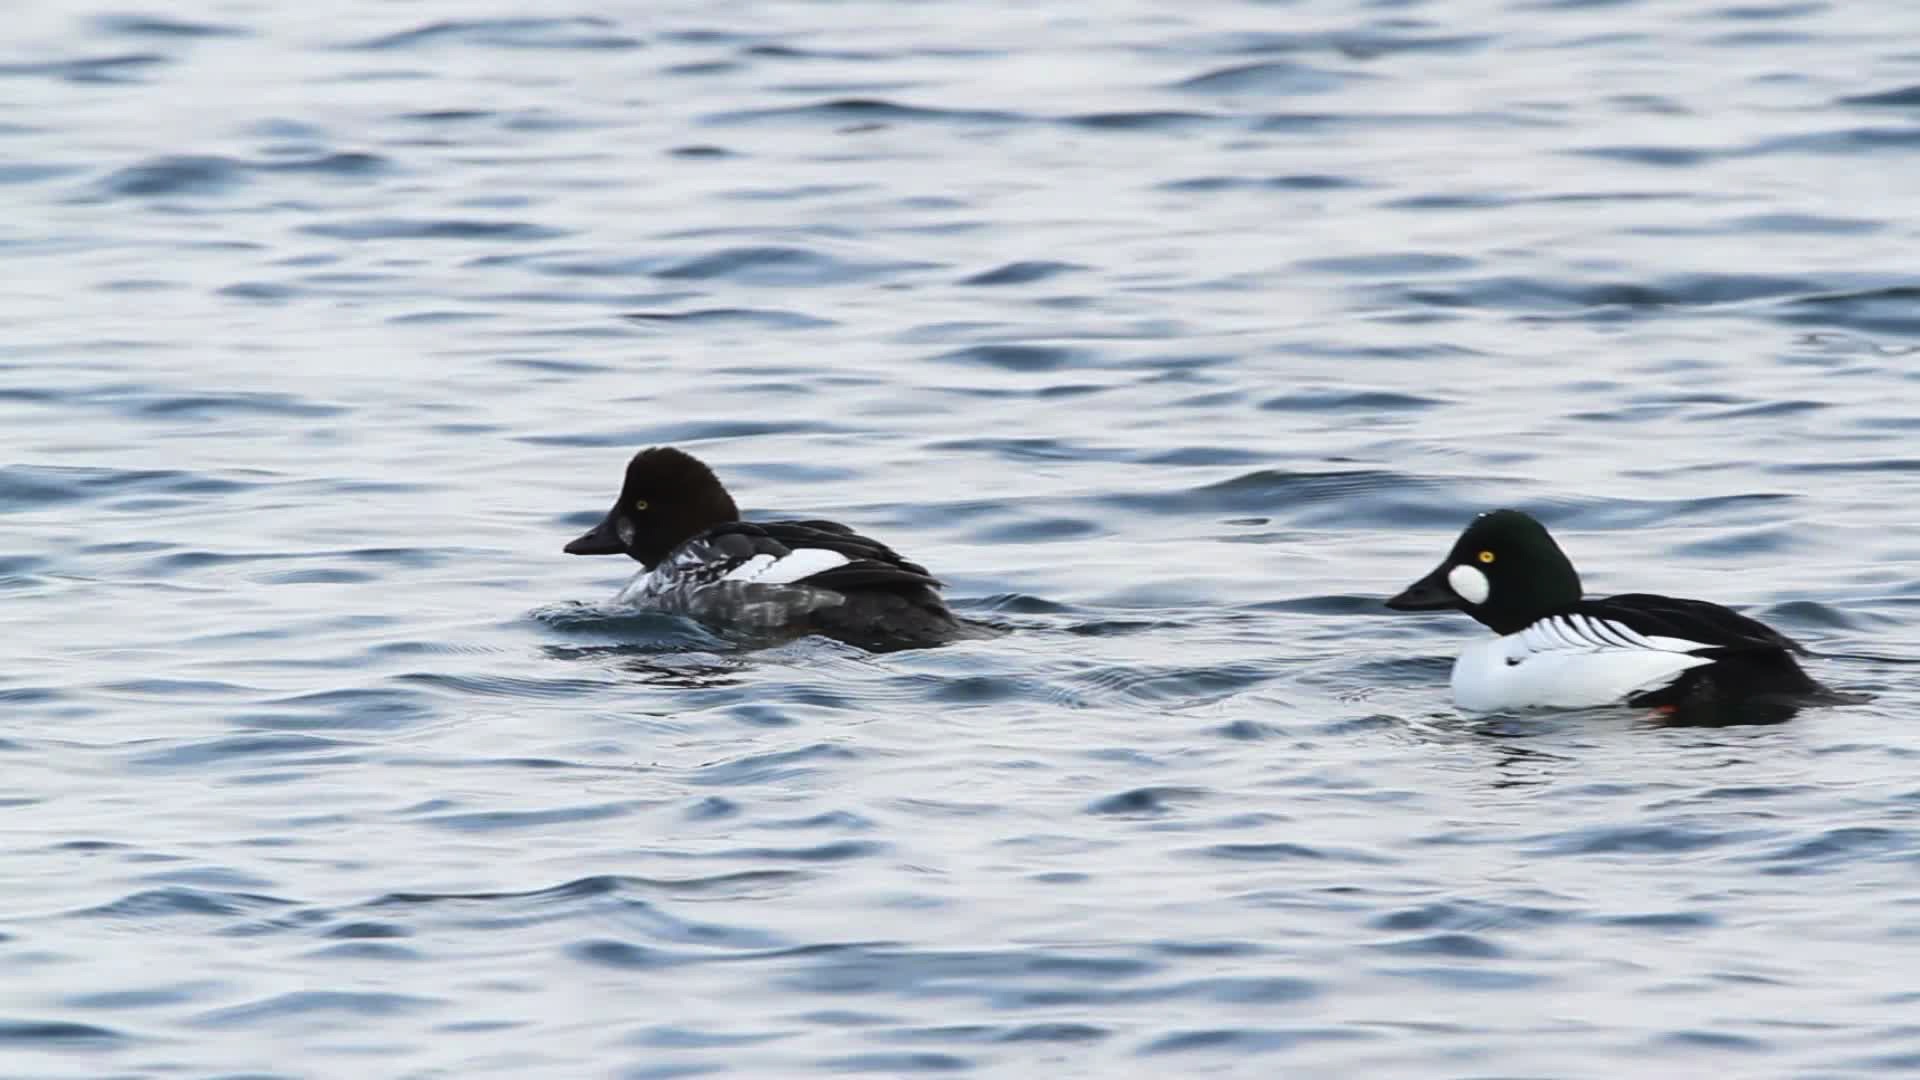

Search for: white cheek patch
xmin=723 ymin=548 xmax=850 ymax=585
xmin=617 ymin=519 xmax=635 ymax=547
xmin=1448 ymin=563 xmax=1490 ymax=606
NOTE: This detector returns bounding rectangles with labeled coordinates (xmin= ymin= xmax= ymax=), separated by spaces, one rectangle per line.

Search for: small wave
xmin=93 ymin=151 xmax=389 ymax=198
xmin=964 ymin=516 xmax=1101 ymax=543
xmin=1069 ymin=661 xmax=1271 ymax=706
xmin=0 ymin=163 xmax=83 ymax=187
xmin=127 ymin=733 xmax=363 ymax=770
xmin=395 ymin=671 xmax=620 ymax=700
xmin=1371 ymin=932 xmax=1504 ymax=959
xmin=1601 ymin=910 xmax=1717 ymax=929
xmin=422 ymin=801 xmax=641 ymax=833
xmin=957 ymin=593 xmax=1077 ymax=615
xmin=1103 ymin=467 xmax=1454 ymax=525
xmin=707 ymin=97 xmax=1021 ymax=126
xmin=1157 ymin=173 xmax=1358 ymax=192
xmin=259 ymin=151 xmax=389 ymax=176
xmin=1259 ymin=389 xmax=1443 ymax=412
xmin=1172 ymin=59 xmax=1364 ymax=95
xmin=1396 ymin=272 xmax=1826 ymax=314
xmin=1194 ymin=28 xmax=1492 ymax=59
xmin=302 ymin=218 xmax=566 ymax=241
xmin=1779 ymin=285 xmax=1920 ymax=335
xmin=255 ymin=686 xmax=437 ymax=730
xmin=1191 ymin=841 xmax=1393 ymax=864
xmin=930 ymin=345 xmax=1087 ymax=371
xmin=624 ymin=308 xmax=837 ymax=330
xmin=373 ymin=872 xmax=805 ymax=909
xmin=1385 ymin=189 xmax=1690 ymax=212
xmin=1568 ymin=144 xmax=1715 ymax=168
xmin=1530 ymin=824 xmax=1751 ymax=856
xmin=693 ymin=743 xmax=861 ymax=787
xmin=1297 ymin=252 xmax=1476 ymax=276
xmin=775 ymin=944 xmax=1161 ymax=1001
xmin=520 ymin=418 xmax=849 ymax=448
xmin=655 ymin=245 xmax=933 ymax=285
xmin=74 ymin=886 xmax=295 ymax=920
xmin=1740 ymin=126 xmax=1920 ymax=157
xmin=1371 ymin=899 xmax=1567 ymax=932
xmin=1842 ymin=85 xmax=1920 ymax=107
xmin=191 ymin=990 xmax=441 ymax=1029
xmin=960 ymin=261 xmax=1081 ymax=286
xmin=218 ymin=281 xmax=299 ymax=302
xmin=93 ymin=15 xmax=247 ymax=38
xmin=1727 ymin=212 xmax=1880 ymax=235
xmin=567 ymin=940 xmax=711 ymax=971
xmin=0 ymin=465 xmax=258 ymax=511
xmin=818 ymin=1052 xmax=974 ymax=1072
xmin=0 ymin=52 xmax=165 ymax=84
xmin=1670 ymin=525 xmax=1801 ymax=557
xmin=134 ymin=390 xmax=344 ymax=418
xmin=717 ymin=840 xmax=883 ymax=862
xmin=351 ymin=17 xmax=641 ymax=51
xmin=0 ymin=1019 xmax=128 ymax=1045
xmin=1064 ymin=110 xmax=1225 ymax=131
xmin=1139 ymin=1027 xmax=1368 ymax=1055
xmin=1085 ymin=786 xmax=1208 ymax=817
xmin=1754 ymin=826 xmax=1907 ymax=873
xmin=96 ymin=154 xmax=244 ymax=197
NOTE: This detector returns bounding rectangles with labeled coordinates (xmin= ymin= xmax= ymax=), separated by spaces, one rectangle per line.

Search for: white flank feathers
xmin=1450 ymin=614 xmax=1717 ymax=711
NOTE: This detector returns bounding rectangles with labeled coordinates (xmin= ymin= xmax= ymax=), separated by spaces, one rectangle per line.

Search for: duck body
xmin=1388 ymin=510 xmax=1829 ymax=716
xmin=611 ymin=519 xmax=963 ymax=650
xmin=1447 ymin=593 xmax=1816 ymax=712
xmin=565 ymin=448 xmax=968 ymax=652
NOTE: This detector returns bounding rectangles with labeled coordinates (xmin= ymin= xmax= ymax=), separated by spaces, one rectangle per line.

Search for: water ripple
xmin=0 ymin=52 xmax=165 ymax=84
xmin=7 ymin=2 xmax=1917 ymax=1075
xmin=352 ymin=17 xmax=642 ymax=52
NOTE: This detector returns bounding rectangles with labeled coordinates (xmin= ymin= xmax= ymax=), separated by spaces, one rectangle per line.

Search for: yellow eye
xmin=632 ymin=499 xmax=649 ymax=512
xmin=1477 ymin=550 xmax=1495 ymax=564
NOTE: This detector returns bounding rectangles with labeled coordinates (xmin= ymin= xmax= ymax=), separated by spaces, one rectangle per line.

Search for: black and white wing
xmin=1579 ymin=594 xmax=1807 ymax=656
xmin=696 ymin=521 xmax=944 ymax=594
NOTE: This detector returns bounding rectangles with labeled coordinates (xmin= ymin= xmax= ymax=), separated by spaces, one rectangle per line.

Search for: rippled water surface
xmin=9 ymin=0 xmax=1920 ymax=1075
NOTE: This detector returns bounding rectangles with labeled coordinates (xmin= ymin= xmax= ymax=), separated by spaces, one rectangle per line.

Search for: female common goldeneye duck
xmin=564 ymin=446 xmax=966 ymax=651
xmin=1384 ymin=509 xmax=1830 ymax=715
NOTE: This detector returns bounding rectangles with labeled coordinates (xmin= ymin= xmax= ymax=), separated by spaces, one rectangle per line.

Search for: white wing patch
xmin=1451 ymin=614 xmax=1718 ymax=711
xmin=722 ymin=548 xmax=849 ymax=585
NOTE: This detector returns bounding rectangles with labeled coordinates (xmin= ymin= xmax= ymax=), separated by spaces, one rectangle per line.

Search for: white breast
xmin=1449 ymin=614 xmax=1717 ymax=711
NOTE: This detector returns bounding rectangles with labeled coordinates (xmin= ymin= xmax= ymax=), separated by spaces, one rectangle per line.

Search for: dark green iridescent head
xmin=1385 ymin=509 xmax=1582 ymax=634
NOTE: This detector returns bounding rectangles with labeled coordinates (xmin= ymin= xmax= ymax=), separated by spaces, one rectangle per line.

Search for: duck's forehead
xmin=1452 ymin=518 xmax=1496 ymax=550
xmin=626 ymin=449 xmax=707 ymax=488
xmin=624 ymin=456 xmax=664 ymax=485
xmin=1461 ymin=511 xmax=1521 ymax=543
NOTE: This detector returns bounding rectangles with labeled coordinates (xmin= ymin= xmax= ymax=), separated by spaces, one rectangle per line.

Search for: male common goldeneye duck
xmin=1384 ymin=508 xmax=1831 ymax=716
xmin=564 ymin=446 xmax=967 ymax=651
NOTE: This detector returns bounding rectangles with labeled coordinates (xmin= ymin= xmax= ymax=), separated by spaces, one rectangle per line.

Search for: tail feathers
xmin=1630 ymin=648 xmax=1859 ymax=725
xmin=807 ymin=585 xmax=976 ymax=652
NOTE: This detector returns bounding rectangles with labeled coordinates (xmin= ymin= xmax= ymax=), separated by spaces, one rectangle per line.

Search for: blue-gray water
xmin=7 ymin=0 xmax=1920 ymax=1075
